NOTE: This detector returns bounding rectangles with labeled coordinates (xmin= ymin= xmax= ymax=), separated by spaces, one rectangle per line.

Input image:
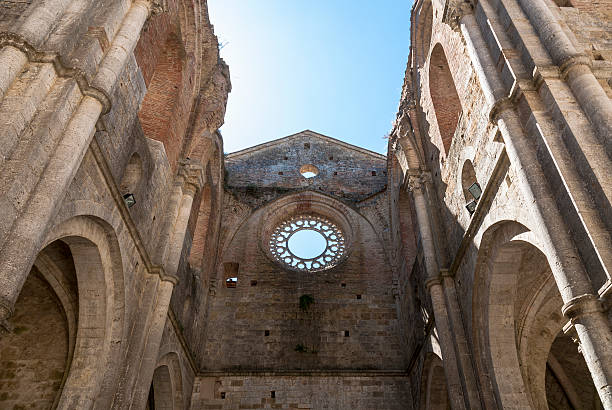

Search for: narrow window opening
xmin=333 ymin=171 xmax=338 ymax=176
xmin=371 ymin=170 xmax=377 ymax=176
xmin=344 ymin=330 xmax=350 ymax=337
xmin=356 ymin=294 xmax=362 ymax=299
xmin=265 ymin=330 xmax=270 ymax=336
xmin=224 ymin=262 xmax=239 ymax=288
xmin=250 ymin=280 xmax=258 ymax=286
xmin=304 ymin=143 xmax=310 ymax=149
xmin=221 ymin=392 xmax=226 ymax=399
xmin=329 ymin=155 xmax=334 ymax=160
xmin=341 ymin=283 xmax=346 ymax=288
xmin=278 ymin=171 xmax=284 ymax=175
xmin=271 ymin=391 xmax=276 ymax=398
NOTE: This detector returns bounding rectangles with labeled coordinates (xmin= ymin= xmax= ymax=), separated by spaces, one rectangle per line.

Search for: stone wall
xmin=192 ymin=374 xmax=411 ymax=410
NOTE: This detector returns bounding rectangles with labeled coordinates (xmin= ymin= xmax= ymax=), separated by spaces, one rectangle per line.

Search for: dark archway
xmin=420 ymin=353 xmax=451 ymax=409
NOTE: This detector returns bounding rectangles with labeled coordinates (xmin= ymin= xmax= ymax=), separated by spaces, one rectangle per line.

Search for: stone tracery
xmin=269 ymin=214 xmax=346 ymax=272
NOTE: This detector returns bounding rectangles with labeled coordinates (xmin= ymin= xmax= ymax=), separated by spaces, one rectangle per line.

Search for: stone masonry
xmin=0 ymin=0 xmax=611 ymax=409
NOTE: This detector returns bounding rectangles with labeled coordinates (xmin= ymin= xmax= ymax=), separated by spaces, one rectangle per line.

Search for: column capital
xmin=149 ymin=265 xmax=179 ymax=285
xmin=442 ymin=0 xmax=474 ymax=31
xmin=178 ymin=160 xmax=204 ymax=196
xmin=425 ymin=275 xmax=443 ymax=290
xmin=406 ymin=170 xmax=431 ymax=193
xmin=562 ymin=293 xmax=605 ymax=320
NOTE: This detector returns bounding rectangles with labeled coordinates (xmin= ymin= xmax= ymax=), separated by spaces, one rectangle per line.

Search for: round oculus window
xmin=269 ymin=215 xmax=346 ymax=272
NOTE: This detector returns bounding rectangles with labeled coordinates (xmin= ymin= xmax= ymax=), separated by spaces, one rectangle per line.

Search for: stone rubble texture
xmin=0 ymin=0 xmax=610 ymax=409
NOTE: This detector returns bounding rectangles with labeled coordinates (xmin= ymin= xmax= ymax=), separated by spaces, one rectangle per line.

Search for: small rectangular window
xmin=344 ymin=330 xmax=350 ymax=337
xmin=304 ymin=143 xmax=310 ymax=149
xmin=250 ymin=280 xmax=258 ymax=286
xmin=371 ymin=170 xmax=377 ymax=176
xmin=356 ymin=294 xmax=361 ymax=299
xmin=221 ymin=392 xmax=226 ymax=399
xmin=225 ymin=277 xmax=237 ymax=288
xmin=278 ymin=171 xmax=284 ymax=175
xmin=265 ymin=330 xmax=270 ymax=336
xmin=341 ymin=283 xmax=346 ymax=288
xmin=271 ymin=391 xmax=276 ymax=398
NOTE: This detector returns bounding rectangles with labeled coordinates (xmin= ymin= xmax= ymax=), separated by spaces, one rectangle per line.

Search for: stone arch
xmin=415 ymin=0 xmax=433 ymax=67
xmin=147 ymin=353 xmax=185 ymax=410
xmin=0 ymin=263 xmax=71 ymax=408
xmin=120 ymin=151 xmax=144 ymax=196
xmin=428 ymin=43 xmax=462 ymax=155
xmin=419 ymin=353 xmax=450 ymax=409
xmin=472 ymin=220 xmax=599 ymax=408
xmin=188 ymin=161 xmax=213 ymax=271
xmin=135 ymin=0 xmax=202 ymax=173
xmin=39 ymin=215 xmax=126 ymax=408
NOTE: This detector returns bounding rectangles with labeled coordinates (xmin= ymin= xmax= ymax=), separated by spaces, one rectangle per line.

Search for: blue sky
xmin=208 ymin=1 xmax=413 ymax=155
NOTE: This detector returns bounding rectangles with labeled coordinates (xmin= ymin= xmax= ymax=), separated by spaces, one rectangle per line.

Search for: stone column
xmin=0 ymin=0 xmax=154 ymax=332
xmin=516 ymin=0 xmax=612 ymax=153
xmin=440 ymin=270 xmax=481 ymax=408
xmin=128 ymin=161 xmax=202 ymax=409
xmin=164 ymin=162 xmax=204 ymax=276
xmin=408 ymin=171 xmax=467 ymax=410
xmin=0 ymin=0 xmax=73 ymax=98
xmin=460 ymin=9 xmax=612 ymax=406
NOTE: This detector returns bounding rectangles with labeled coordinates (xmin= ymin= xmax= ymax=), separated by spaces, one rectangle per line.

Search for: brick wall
xmin=191 ymin=374 xmax=411 ymax=409
xmin=225 ymin=131 xmax=388 ymax=205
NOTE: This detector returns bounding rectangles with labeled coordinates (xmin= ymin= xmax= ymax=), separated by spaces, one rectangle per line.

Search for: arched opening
xmin=420 ymin=354 xmax=450 ymax=410
xmin=147 ymin=365 xmax=173 ymax=410
xmin=135 ymin=10 xmax=192 ymax=172
xmin=473 ymin=222 xmax=601 ymax=408
xmin=120 ymin=152 xmax=143 ymax=196
xmin=147 ymin=353 xmax=184 ymax=410
xmin=429 ymin=44 xmax=462 ymax=155
xmin=33 ymin=216 xmax=125 ymax=407
xmin=416 ymin=0 xmax=433 ymax=67
xmin=546 ymin=332 xmax=601 ymax=409
xmin=0 ymin=263 xmax=71 ymax=408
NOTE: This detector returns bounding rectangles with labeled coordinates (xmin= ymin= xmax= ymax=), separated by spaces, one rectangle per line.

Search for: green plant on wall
xmin=299 ymin=294 xmax=315 ymax=311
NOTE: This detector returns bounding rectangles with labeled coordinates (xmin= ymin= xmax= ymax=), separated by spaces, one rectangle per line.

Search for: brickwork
xmin=225 ymin=131 xmax=388 ymax=205
xmin=192 ymin=374 xmax=411 ymax=410
xmin=1 ymin=0 xmax=611 ymax=408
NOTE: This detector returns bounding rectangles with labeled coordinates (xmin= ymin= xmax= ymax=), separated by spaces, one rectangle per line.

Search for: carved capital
xmin=178 ymin=160 xmax=204 ymax=195
xmin=442 ymin=0 xmax=474 ymax=31
xmin=150 ymin=0 xmax=168 ymax=15
xmin=406 ymin=170 xmax=431 ymax=193
xmin=488 ymin=97 xmax=514 ymax=123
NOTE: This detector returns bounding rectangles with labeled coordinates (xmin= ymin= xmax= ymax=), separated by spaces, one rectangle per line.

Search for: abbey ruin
xmin=0 ymin=0 xmax=611 ymax=408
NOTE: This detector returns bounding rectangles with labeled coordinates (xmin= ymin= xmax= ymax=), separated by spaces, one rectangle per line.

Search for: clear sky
xmin=208 ymin=1 xmax=413 ymax=155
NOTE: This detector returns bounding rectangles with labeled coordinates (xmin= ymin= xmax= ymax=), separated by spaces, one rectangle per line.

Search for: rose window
xmin=269 ymin=215 xmax=346 ymax=272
